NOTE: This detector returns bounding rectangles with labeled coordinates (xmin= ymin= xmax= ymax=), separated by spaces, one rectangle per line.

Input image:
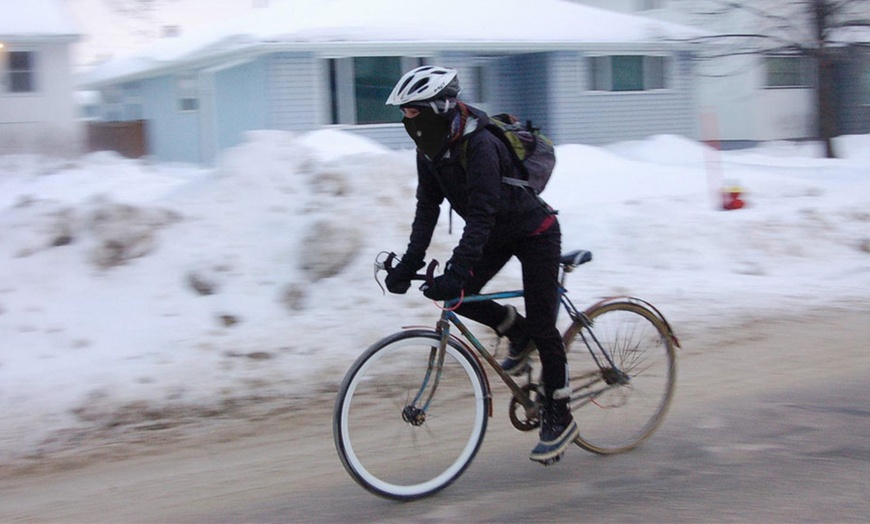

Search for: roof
xmin=0 ymin=0 xmax=81 ymax=42
xmin=830 ymin=26 xmax=870 ymax=45
xmin=82 ymin=0 xmax=706 ymax=87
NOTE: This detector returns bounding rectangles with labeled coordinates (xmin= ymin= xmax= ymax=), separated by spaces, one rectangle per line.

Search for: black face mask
xmin=403 ymin=108 xmax=451 ymax=159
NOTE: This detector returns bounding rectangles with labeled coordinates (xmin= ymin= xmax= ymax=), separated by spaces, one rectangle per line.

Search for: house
xmin=570 ymin=0 xmax=870 ymax=145
xmin=832 ymin=28 xmax=870 ymax=136
xmin=80 ymin=0 xmax=706 ymax=164
xmin=0 ymin=0 xmax=82 ymax=156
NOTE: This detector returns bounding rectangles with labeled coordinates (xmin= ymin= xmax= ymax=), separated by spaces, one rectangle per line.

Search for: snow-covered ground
xmin=1 ymin=131 xmax=868 ymax=462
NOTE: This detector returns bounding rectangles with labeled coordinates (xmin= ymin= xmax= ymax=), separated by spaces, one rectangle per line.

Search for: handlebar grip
xmin=408 ymin=259 xmax=439 ymax=282
xmin=425 ymin=260 xmax=438 ymax=284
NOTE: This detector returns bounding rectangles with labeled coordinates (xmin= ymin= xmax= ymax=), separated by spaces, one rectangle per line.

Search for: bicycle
xmin=333 ymin=249 xmax=679 ymax=501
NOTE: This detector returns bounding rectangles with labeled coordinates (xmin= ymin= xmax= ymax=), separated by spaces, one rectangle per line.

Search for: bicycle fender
xmin=585 ymin=296 xmax=680 ymax=349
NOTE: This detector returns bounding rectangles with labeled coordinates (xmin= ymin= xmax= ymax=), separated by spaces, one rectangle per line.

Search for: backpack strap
xmin=459 ymin=128 xmax=534 ymax=191
xmin=501 ymin=176 xmax=532 ymax=189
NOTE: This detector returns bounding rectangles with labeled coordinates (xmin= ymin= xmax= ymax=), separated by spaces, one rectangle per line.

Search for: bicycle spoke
xmin=334 ymin=331 xmax=488 ymax=500
xmin=563 ymin=302 xmax=676 ymax=455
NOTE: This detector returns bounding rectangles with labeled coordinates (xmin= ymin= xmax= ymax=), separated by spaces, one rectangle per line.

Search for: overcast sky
xmin=69 ymin=0 xmax=266 ymax=67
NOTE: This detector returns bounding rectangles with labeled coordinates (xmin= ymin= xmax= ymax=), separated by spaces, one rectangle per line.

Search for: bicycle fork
xmin=400 ymin=323 xmax=449 ymax=427
xmin=404 ymin=314 xmax=539 ymax=427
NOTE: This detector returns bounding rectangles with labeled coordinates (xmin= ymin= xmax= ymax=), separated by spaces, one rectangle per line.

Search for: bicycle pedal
xmin=512 ymin=360 xmax=533 ymax=376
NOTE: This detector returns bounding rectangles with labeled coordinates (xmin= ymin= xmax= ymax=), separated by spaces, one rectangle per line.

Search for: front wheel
xmin=563 ymin=301 xmax=676 ymax=455
xmin=333 ymin=330 xmax=489 ymax=501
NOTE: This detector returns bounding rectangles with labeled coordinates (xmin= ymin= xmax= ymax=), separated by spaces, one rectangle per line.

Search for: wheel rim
xmin=337 ymin=335 xmax=487 ymax=498
xmin=566 ymin=304 xmax=676 ymax=454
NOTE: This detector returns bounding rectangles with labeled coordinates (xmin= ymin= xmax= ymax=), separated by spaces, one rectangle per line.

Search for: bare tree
xmin=679 ymin=0 xmax=870 ymax=158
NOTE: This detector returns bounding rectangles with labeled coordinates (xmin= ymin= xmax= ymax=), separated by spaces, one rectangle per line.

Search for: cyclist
xmin=383 ymin=65 xmax=578 ymax=464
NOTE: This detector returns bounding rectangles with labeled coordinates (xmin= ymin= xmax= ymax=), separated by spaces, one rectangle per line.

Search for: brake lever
xmin=374 ymin=252 xmax=397 ymax=295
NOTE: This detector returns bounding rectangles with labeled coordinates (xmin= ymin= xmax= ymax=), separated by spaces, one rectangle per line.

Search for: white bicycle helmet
xmin=386 ymin=66 xmax=461 ymax=108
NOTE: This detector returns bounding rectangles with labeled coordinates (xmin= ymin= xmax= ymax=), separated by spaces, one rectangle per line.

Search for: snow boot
xmin=496 ymin=305 xmax=536 ymax=375
xmin=530 ymin=388 xmax=578 ymax=465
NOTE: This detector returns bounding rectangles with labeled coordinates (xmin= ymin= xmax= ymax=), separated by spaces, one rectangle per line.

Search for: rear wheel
xmin=333 ymin=330 xmax=489 ymax=500
xmin=563 ymin=302 xmax=676 ymax=454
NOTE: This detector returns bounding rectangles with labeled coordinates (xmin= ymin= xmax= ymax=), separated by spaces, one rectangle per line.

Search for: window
xmin=589 ymin=56 xmax=608 ymax=91
xmin=329 ymin=59 xmax=340 ymax=125
xmin=329 ymin=57 xmax=426 ymax=125
xmin=470 ymin=65 xmax=487 ymax=104
xmin=765 ymin=56 xmax=812 ymax=88
xmin=177 ymin=74 xmax=198 ymax=111
xmin=588 ymin=55 xmax=669 ymax=92
xmin=860 ymin=62 xmax=870 ymax=106
xmin=353 ymin=57 xmax=402 ymax=124
xmin=123 ymin=83 xmax=143 ymax=120
xmin=612 ymin=56 xmax=644 ymax=91
xmin=102 ymin=87 xmax=124 ymax=120
xmin=6 ymin=51 xmax=36 ymax=93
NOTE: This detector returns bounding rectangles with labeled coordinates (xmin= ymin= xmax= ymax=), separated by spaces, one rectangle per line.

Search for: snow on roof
xmin=830 ymin=26 xmax=870 ymax=45
xmin=0 ymin=0 xmax=81 ymax=40
xmin=82 ymin=0 xmax=705 ymax=87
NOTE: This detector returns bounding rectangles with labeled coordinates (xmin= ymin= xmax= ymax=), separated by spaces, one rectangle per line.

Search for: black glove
xmin=421 ymin=261 xmax=471 ymax=301
xmin=384 ymin=254 xmax=424 ymax=294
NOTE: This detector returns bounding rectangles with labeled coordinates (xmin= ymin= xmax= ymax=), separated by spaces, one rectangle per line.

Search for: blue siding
xmin=215 ymin=60 xmax=269 ymax=151
xmin=139 ymin=75 xmax=201 ymax=163
xmin=267 ymin=52 xmax=322 ymax=131
xmin=492 ymin=54 xmax=551 ymax=131
xmin=548 ymin=50 xmax=698 ymax=145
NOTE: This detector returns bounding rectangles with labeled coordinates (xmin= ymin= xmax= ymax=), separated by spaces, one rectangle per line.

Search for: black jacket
xmin=405 ymin=105 xmax=555 ymax=272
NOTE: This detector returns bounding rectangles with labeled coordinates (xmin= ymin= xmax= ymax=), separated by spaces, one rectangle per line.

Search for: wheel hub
xmin=402 ymin=405 xmax=426 ymax=426
xmin=601 ymin=367 xmax=630 ymax=385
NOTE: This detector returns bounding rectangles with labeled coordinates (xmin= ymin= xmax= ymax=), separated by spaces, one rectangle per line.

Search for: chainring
xmin=508 ymin=384 xmax=541 ymax=431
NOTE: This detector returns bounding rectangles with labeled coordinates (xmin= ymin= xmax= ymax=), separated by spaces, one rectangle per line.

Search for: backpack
xmin=462 ymin=112 xmax=556 ymax=194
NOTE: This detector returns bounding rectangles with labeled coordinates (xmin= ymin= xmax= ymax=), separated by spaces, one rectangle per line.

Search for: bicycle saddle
xmin=560 ymin=250 xmax=592 ymax=268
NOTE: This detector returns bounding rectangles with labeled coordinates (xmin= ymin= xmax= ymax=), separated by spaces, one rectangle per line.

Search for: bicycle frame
xmin=413 ymin=282 xmax=628 ymax=424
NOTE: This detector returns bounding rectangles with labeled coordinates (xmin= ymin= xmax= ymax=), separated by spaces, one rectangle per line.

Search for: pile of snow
xmin=0 ymin=131 xmax=868 ymax=462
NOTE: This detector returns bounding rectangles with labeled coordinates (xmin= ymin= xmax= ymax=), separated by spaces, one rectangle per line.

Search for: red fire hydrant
xmin=722 ymin=185 xmax=746 ymax=210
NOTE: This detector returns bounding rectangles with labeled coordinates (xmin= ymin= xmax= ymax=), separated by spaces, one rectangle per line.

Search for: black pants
xmin=455 ymin=219 xmax=567 ymax=391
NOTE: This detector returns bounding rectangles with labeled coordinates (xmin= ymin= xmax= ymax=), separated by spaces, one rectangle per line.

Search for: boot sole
xmin=529 ymin=422 xmax=579 ymax=464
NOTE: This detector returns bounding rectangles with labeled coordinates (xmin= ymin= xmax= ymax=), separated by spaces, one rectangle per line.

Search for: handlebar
xmin=376 ymin=252 xmax=465 ymax=310
xmin=376 ymin=251 xmax=439 ymax=283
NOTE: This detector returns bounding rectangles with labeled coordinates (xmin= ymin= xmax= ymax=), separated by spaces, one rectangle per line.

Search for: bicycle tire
xmin=563 ymin=301 xmax=676 ymax=455
xmin=333 ymin=329 xmax=490 ymax=501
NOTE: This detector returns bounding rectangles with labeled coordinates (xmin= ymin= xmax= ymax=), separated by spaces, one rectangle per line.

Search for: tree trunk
xmin=816 ymin=53 xmax=837 ymax=159
xmin=811 ymin=0 xmax=837 ymax=158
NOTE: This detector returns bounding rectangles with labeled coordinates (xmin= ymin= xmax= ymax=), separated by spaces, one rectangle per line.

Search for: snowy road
xmin=1 ymin=307 xmax=868 ymax=523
